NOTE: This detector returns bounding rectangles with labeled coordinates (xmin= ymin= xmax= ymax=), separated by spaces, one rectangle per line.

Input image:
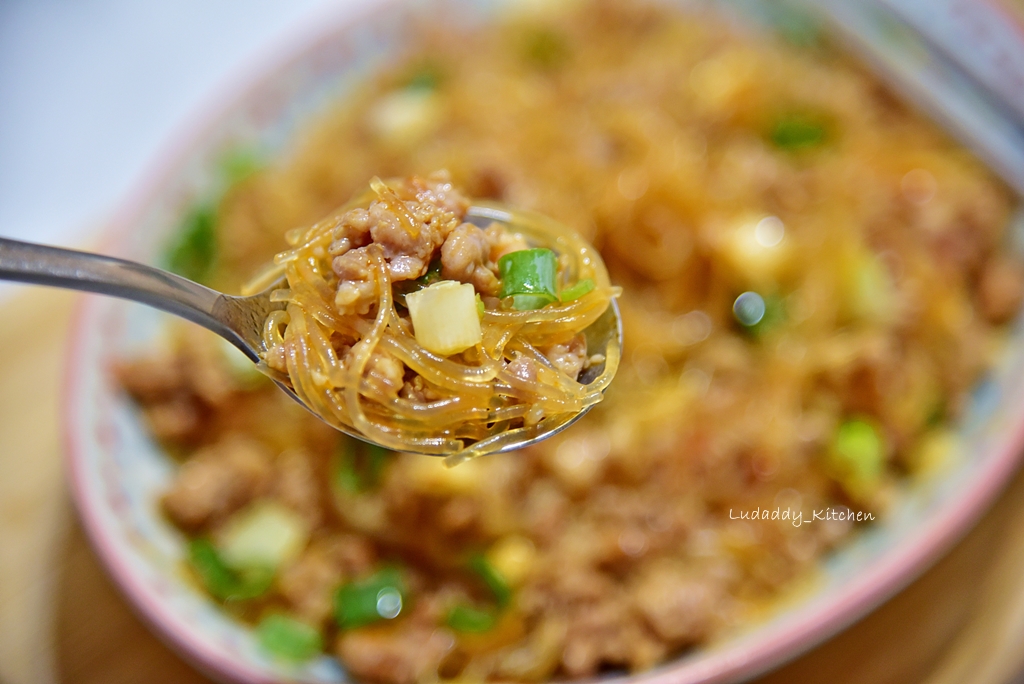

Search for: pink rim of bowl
xmin=60 ymin=1 xmax=1024 ymax=683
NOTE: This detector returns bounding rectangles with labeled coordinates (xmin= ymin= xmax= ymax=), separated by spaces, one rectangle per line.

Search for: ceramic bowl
xmin=63 ymin=1 xmax=1024 ymax=682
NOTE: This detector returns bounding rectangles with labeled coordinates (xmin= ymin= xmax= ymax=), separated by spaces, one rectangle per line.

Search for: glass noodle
xmin=242 ymin=187 xmax=620 ymax=461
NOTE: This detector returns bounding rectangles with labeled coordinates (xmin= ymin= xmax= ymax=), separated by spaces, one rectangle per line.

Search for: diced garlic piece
xmin=912 ymin=428 xmax=960 ymax=476
xmin=486 ymin=535 xmax=537 ymax=586
xmin=845 ymin=249 xmax=896 ymax=323
xmin=689 ymin=48 xmax=757 ymax=115
xmin=368 ymin=89 xmax=441 ymax=147
xmin=720 ymin=214 xmax=789 ymax=285
xmin=406 ymin=280 xmax=482 ymax=356
xmin=217 ymin=501 xmax=309 ymax=571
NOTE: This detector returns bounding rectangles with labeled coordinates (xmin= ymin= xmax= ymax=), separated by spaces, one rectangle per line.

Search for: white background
xmin=0 ymin=0 xmax=353 ymax=255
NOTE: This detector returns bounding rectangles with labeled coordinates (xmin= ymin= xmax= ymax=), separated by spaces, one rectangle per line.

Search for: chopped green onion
xmin=402 ymin=61 xmax=445 ymax=91
xmin=468 ymin=553 xmax=512 ymax=608
xmin=333 ymin=440 xmax=363 ymax=495
xmin=750 ymin=294 xmax=785 ymax=337
xmin=257 ymin=614 xmax=323 ymax=661
xmin=332 ymin=439 xmax=395 ymax=494
xmin=167 ymin=205 xmax=217 ymax=283
xmin=334 ymin=567 xmax=407 ymax=630
xmin=220 ymin=147 xmax=263 ymax=184
xmin=188 ymin=538 xmax=273 ymax=602
xmin=188 ymin=538 xmax=235 ymax=599
xmin=498 ymin=248 xmax=558 ymax=310
xmin=733 ymin=292 xmax=766 ymax=327
xmin=511 ymin=295 xmax=553 ymax=310
xmin=234 ymin=567 xmax=275 ymax=600
xmin=733 ymin=292 xmax=785 ymax=337
xmin=559 ymin=278 xmax=595 ymax=302
xmin=829 ymin=418 xmax=884 ymax=494
xmin=365 ymin=444 xmax=392 ymax=487
xmin=767 ymin=4 xmax=821 ymax=47
xmin=446 ymin=604 xmax=497 ymax=633
xmin=770 ymin=115 xmax=827 ymax=150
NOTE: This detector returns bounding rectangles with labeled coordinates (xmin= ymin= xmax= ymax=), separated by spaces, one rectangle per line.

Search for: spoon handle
xmin=0 ymin=236 xmax=236 ymax=341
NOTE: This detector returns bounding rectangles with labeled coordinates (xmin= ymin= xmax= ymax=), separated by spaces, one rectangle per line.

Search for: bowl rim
xmin=60 ymin=1 xmax=1024 ymax=682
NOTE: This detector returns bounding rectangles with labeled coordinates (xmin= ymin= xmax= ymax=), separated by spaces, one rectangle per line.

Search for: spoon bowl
xmin=0 ymin=204 xmax=622 ymax=458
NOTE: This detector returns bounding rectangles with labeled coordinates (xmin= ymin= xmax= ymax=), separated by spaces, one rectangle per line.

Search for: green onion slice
xmin=332 ymin=438 xmax=394 ymax=494
xmin=559 ymin=278 xmax=595 ymax=302
xmin=188 ymin=538 xmax=273 ymax=601
xmin=257 ymin=614 xmax=323 ymax=661
xmin=220 ymin=147 xmax=263 ymax=184
xmin=404 ymin=62 xmax=444 ymax=91
xmin=332 ymin=440 xmax=363 ymax=495
xmin=831 ymin=418 xmax=884 ymax=484
xmin=770 ymin=114 xmax=827 ymax=150
xmin=468 ymin=553 xmax=512 ymax=608
xmin=446 ymin=604 xmax=497 ymax=633
xmin=167 ymin=205 xmax=217 ymax=284
xmin=334 ymin=567 xmax=407 ymax=629
xmin=498 ymin=248 xmax=559 ymax=310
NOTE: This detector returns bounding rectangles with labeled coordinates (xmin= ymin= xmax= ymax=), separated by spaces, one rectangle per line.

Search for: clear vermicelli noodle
xmin=246 ymin=173 xmax=619 ymax=457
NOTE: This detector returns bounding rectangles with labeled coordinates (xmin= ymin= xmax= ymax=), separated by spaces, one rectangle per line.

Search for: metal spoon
xmin=0 ymin=207 xmax=622 ymax=458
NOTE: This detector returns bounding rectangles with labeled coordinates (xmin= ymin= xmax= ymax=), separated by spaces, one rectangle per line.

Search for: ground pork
xmin=115 ymin=355 xmax=185 ymax=404
xmin=278 ymin=534 xmax=377 ymax=625
xmin=336 ymin=623 xmax=454 ymax=684
xmin=116 ymin=327 xmax=243 ymax=443
xmin=441 ymin=223 xmax=501 ymax=296
xmin=485 ymin=222 xmax=530 ymax=262
xmin=273 ymin=448 xmax=323 ymax=527
xmin=518 ymin=567 xmax=665 ymax=677
xmin=540 ymin=334 xmax=588 ymax=379
xmin=978 ymin=255 xmax=1024 ymax=324
xmin=330 ymin=171 xmax=470 ymax=308
xmin=329 ymin=207 xmax=374 ymax=258
xmin=561 ymin=599 xmax=666 ymax=677
xmin=366 ymin=349 xmax=406 ymax=398
xmin=333 ymin=246 xmax=381 ymax=316
xmin=142 ymin=396 xmax=203 ymax=444
xmin=162 ymin=435 xmax=274 ymax=530
xmin=399 ymin=375 xmax=443 ymax=403
xmin=630 ymin=561 xmax=725 ymax=646
xmin=505 ymin=355 xmax=540 ymax=383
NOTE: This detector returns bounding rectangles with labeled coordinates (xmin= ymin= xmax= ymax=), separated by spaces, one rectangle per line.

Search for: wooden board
xmin=2 ymin=288 xmax=1024 ymax=684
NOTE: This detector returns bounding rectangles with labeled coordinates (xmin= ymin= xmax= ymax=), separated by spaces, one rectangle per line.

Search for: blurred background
xmin=0 ymin=0 xmax=350 ymax=281
xmin=4 ymin=0 xmax=1024 ymax=259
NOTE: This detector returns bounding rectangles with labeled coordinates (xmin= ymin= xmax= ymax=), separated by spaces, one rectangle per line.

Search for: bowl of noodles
xmin=64 ymin=0 xmax=1024 ymax=683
